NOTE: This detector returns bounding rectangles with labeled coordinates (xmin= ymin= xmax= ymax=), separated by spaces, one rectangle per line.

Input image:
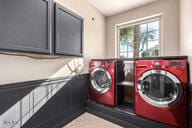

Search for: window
xmin=118 ymin=17 xmax=161 ymax=58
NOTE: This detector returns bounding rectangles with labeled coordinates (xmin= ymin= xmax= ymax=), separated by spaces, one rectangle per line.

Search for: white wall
xmin=106 ymin=0 xmax=180 ymax=57
xmin=180 ymin=0 xmax=192 ymax=82
xmin=0 ymin=0 xmax=106 ymax=85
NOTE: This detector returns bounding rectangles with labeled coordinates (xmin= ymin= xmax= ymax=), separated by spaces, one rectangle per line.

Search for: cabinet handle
xmin=136 ymin=65 xmax=147 ymax=68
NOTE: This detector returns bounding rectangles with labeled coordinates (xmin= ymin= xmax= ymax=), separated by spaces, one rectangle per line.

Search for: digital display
xmin=169 ymin=61 xmax=183 ymax=66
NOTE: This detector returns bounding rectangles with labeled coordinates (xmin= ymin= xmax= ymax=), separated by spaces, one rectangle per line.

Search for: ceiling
xmin=87 ymin=0 xmax=158 ymax=17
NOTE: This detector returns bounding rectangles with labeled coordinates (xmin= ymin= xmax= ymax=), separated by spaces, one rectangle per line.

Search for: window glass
xmin=148 ymin=21 xmax=159 ymax=31
xmin=139 ymin=24 xmax=147 ymax=33
xmin=148 ymin=30 xmax=159 ymax=41
xmin=120 ymin=52 xmax=128 ymax=58
xmin=120 ymin=44 xmax=127 ymax=52
xmin=119 ymin=19 xmax=160 ymax=58
xmin=128 ymin=52 xmax=134 ymax=58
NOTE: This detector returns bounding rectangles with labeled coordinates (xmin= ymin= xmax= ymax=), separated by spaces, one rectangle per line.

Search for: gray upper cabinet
xmin=0 ymin=0 xmax=52 ymax=54
xmin=55 ymin=3 xmax=83 ymax=57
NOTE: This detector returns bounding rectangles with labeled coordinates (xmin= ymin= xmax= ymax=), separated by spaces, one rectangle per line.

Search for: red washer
xmin=135 ymin=59 xmax=189 ymax=128
xmin=89 ymin=60 xmax=116 ymax=107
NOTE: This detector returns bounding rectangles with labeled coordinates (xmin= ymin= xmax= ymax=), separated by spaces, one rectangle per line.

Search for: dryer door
xmin=91 ymin=68 xmax=112 ymax=94
xmin=137 ymin=69 xmax=183 ymax=108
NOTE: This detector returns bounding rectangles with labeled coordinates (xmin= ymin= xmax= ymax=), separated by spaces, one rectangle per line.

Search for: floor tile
xmin=63 ymin=112 xmax=122 ymax=128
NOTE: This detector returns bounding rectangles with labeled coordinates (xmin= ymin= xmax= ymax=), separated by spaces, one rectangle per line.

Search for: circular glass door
xmin=91 ymin=68 xmax=112 ymax=94
xmin=138 ymin=70 xmax=183 ymax=108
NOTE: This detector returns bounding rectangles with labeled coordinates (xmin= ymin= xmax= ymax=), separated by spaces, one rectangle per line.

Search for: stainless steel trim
xmin=91 ymin=68 xmax=112 ymax=94
xmin=138 ymin=69 xmax=183 ymax=108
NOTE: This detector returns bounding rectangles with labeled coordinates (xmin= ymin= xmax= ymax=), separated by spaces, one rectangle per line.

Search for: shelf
xmin=117 ymin=81 xmax=134 ymax=87
xmin=124 ymin=97 xmax=134 ymax=104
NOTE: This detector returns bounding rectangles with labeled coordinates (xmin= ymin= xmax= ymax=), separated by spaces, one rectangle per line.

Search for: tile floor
xmin=63 ymin=112 xmax=122 ymax=128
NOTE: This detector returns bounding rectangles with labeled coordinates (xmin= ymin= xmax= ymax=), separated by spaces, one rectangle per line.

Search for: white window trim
xmin=115 ymin=13 xmax=163 ymax=58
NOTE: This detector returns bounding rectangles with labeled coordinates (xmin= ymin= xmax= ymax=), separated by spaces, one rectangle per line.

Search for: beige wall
xmin=106 ymin=0 xmax=180 ymax=57
xmin=180 ymin=0 xmax=192 ymax=82
xmin=55 ymin=0 xmax=106 ymax=59
xmin=0 ymin=0 xmax=106 ymax=85
xmin=180 ymin=0 xmax=192 ymax=55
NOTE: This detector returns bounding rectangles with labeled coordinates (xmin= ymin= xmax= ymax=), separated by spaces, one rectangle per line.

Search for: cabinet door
xmin=0 ymin=0 xmax=52 ymax=54
xmin=55 ymin=3 xmax=83 ymax=57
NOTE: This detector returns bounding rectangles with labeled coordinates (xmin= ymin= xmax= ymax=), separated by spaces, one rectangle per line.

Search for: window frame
xmin=115 ymin=14 xmax=163 ymax=58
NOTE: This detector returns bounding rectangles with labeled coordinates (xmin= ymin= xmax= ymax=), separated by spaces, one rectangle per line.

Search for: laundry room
xmin=0 ymin=0 xmax=191 ymax=128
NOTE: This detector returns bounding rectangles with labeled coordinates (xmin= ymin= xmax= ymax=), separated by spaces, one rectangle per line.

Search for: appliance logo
xmin=154 ymin=61 xmax=160 ymax=67
xmin=169 ymin=61 xmax=184 ymax=66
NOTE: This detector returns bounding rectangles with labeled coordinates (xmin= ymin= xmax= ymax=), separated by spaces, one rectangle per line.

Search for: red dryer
xmin=135 ymin=58 xmax=189 ymax=128
xmin=89 ymin=59 xmax=116 ymax=107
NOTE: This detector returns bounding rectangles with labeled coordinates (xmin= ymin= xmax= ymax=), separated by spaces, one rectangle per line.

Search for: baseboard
xmin=86 ymin=106 xmax=138 ymax=128
xmin=86 ymin=101 xmax=172 ymax=128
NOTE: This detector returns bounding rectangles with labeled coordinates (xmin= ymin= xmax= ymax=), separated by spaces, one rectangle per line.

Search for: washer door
xmin=138 ymin=69 xmax=183 ymax=108
xmin=91 ymin=68 xmax=112 ymax=94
